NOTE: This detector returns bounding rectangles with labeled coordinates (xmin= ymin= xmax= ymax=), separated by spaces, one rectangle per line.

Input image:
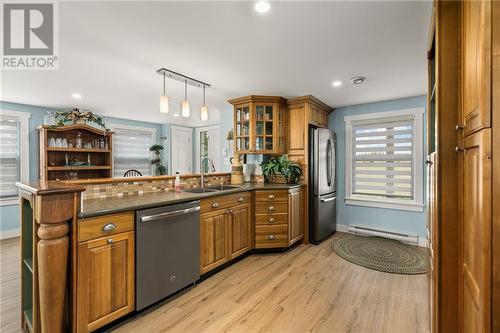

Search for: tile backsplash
xmin=82 ymin=174 xmax=231 ymax=200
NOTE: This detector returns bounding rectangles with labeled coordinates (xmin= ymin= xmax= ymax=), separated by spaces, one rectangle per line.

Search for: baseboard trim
xmin=0 ymin=229 xmax=20 ymax=240
xmin=336 ymin=224 xmax=427 ymax=248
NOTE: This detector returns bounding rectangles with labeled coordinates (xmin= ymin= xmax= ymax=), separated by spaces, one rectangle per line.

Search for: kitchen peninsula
xmin=16 ymin=174 xmax=305 ymax=333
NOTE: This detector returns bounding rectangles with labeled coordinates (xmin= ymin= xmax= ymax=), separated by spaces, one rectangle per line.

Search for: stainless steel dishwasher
xmin=136 ymin=200 xmax=200 ymax=310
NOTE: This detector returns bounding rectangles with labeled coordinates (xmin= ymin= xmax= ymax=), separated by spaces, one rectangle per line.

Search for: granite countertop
xmin=79 ymin=183 xmax=304 ymax=218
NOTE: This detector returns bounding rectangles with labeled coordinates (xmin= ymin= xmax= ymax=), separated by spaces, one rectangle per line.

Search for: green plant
xmin=149 ymin=144 xmax=167 ymax=175
xmin=261 ymin=154 xmax=302 ymax=184
xmin=54 ymin=108 xmax=107 ymax=129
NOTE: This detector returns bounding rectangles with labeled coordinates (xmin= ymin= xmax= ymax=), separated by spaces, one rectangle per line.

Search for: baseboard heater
xmin=347 ymin=225 xmax=419 ymax=245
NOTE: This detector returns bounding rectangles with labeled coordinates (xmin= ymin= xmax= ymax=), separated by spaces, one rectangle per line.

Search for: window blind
xmin=113 ymin=127 xmax=153 ymax=177
xmin=0 ymin=118 xmax=20 ymax=198
xmin=351 ymin=115 xmax=414 ymax=200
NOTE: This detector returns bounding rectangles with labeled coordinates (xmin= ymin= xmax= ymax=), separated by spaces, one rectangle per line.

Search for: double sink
xmin=184 ymin=185 xmax=241 ymax=194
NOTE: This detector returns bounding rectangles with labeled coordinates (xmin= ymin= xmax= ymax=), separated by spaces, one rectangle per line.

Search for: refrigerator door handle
xmin=321 ymin=196 xmax=336 ymax=202
xmin=331 ymin=139 xmax=336 ymax=190
xmin=326 ymin=139 xmax=332 ymax=186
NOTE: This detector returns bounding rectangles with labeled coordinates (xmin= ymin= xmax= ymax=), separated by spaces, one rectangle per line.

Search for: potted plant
xmin=150 ymin=144 xmax=167 ymax=175
xmin=54 ymin=108 xmax=107 ymax=129
xmin=261 ymin=154 xmax=302 ymax=184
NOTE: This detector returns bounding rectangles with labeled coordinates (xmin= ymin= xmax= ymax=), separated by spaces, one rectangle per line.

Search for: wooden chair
xmin=123 ymin=169 xmax=142 ymax=177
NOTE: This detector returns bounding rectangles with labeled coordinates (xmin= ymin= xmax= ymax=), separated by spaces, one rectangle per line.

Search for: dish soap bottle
xmin=174 ymin=172 xmax=181 ymax=192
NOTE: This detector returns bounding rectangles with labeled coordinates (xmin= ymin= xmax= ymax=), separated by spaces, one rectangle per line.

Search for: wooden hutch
xmin=38 ymin=124 xmax=113 ymax=181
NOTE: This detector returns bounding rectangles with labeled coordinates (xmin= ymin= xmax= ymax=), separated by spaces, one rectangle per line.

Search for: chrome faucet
xmin=200 ymin=157 xmax=216 ymax=188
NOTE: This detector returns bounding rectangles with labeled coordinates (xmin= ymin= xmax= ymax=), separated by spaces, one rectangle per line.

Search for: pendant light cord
xmin=163 ymin=72 xmax=166 ymax=94
xmin=184 ymin=79 xmax=187 ymax=99
xmin=203 ymin=85 xmax=206 ymax=104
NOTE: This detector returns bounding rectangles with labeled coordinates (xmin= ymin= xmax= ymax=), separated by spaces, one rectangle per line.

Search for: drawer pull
xmin=238 ymin=197 xmax=244 ymax=203
xmin=267 ymin=234 xmax=276 ymax=240
xmin=269 ymin=217 xmax=276 ymax=224
xmin=268 ymin=194 xmax=275 ymax=199
xmin=268 ymin=206 xmax=275 ymax=212
xmin=102 ymin=223 xmax=116 ymax=232
xmin=212 ymin=202 xmax=219 ymax=208
xmin=107 ymin=238 xmax=113 ymax=244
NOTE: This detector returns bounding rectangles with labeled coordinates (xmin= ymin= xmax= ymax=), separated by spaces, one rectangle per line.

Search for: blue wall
xmin=0 ymin=101 xmax=167 ymax=235
xmin=329 ymin=95 xmax=427 ymax=239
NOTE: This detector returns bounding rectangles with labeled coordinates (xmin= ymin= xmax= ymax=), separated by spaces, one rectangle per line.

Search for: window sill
xmin=345 ymin=197 xmax=424 ymax=212
xmin=0 ymin=197 xmax=19 ymax=206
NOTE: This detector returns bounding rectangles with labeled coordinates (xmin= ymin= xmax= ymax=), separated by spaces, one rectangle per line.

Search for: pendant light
xmin=159 ymin=72 xmax=170 ymax=114
xmin=200 ymin=85 xmax=208 ymax=121
xmin=181 ymin=79 xmax=190 ymax=118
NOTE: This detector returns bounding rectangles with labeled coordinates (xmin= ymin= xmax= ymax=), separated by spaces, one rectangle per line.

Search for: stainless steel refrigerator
xmin=309 ymin=127 xmax=337 ymax=244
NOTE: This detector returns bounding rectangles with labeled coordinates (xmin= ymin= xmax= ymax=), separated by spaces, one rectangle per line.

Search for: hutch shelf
xmin=38 ymin=124 xmax=113 ymax=181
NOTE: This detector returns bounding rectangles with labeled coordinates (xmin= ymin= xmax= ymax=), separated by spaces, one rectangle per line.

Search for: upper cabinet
xmin=461 ymin=0 xmax=492 ymax=136
xmin=228 ymin=95 xmax=286 ymax=154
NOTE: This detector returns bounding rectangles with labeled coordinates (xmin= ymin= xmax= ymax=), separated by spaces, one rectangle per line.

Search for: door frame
xmin=195 ymin=125 xmax=220 ymax=173
xmin=170 ymin=125 xmax=193 ymax=175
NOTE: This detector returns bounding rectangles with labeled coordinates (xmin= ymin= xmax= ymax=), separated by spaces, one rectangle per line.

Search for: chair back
xmin=123 ymin=169 xmax=142 ymax=177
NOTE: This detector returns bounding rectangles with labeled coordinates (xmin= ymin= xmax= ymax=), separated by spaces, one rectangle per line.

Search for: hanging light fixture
xmin=200 ymin=85 xmax=208 ymax=121
xmin=159 ymin=72 xmax=170 ymax=114
xmin=181 ymin=79 xmax=190 ymax=118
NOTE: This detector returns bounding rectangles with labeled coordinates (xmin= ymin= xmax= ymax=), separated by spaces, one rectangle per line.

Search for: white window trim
xmin=109 ymin=123 xmax=156 ymax=177
xmin=195 ymin=125 xmax=220 ymax=173
xmin=0 ymin=110 xmax=30 ymax=206
xmin=344 ymin=107 xmax=424 ymax=212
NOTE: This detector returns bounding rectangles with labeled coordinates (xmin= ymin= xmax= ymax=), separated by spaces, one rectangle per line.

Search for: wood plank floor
xmin=0 ymin=233 xmax=429 ymax=333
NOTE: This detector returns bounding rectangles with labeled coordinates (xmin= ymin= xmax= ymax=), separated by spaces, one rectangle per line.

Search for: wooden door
xmin=426 ymin=152 xmax=438 ymax=333
xmin=77 ymin=231 xmax=134 ymax=333
xmin=233 ymin=104 xmax=251 ymax=154
xmin=461 ymin=0 xmax=491 ymax=135
xmin=288 ymin=188 xmax=304 ymax=245
xmin=228 ymin=203 xmax=252 ymax=259
xmin=460 ymin=129 xmax=491 ymax=333
xmin=200 ymin=209 xmax=229 ymax=274
xmin=253 ymin=103 xmax=276 ymax=154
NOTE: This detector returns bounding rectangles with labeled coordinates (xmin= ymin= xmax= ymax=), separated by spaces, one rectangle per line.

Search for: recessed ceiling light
xmin=254 ymin=1 xmax=271 ymax=13
xmin=72 ymin=93 xmax=82 ymax=99
xmin=350 ymin=76 xmax=367 ymax=85
xmin=332 ymin=81 xmax=342 ymax=87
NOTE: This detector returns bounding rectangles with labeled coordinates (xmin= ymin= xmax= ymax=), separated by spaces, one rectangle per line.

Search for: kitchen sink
xmin=184 ymin=188 xmax=219 ymax=194
xmin=206 ymin=185 xmax=241 ymax=191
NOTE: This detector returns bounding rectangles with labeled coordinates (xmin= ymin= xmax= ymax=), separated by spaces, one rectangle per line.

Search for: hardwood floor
xmin=0 ymin=233 xmax=429 ymax=333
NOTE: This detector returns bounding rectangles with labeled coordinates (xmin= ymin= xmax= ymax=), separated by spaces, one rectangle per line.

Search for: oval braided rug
xmin=332 ymin=234 xmax=428 ymax=275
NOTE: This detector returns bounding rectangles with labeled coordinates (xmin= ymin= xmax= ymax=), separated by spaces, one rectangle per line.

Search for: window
xmin=111 ymin=124 xmax=156 ymax=177
xmin=0 ymin=110 xmax=29 ymax=205
xmin=344 ymin=108 xmax=424 ymax=212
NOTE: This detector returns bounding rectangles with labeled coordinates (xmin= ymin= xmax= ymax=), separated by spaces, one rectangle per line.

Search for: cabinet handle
xmin=268 ymin=194 xmax=275 ymax=199
xmin=269 ymin=217 xmax=276 ymax=224
xmin=212 ymin=202 xmax=219 ymax=208
xmin=425 ymin=160 xmax=433 ymax=165
xmin=238 ymin=197 xmax=244 ymax=202
xmin=226 ymin=210 xmax=232 ymax=214
xmin=268 ymin=206 xmax=275 ymax=212
xmin=107 ymin=238 xmax=113 ymax=244
xmin=267 ymin=234 xmax=276 ymax=240
xmin=102 ymin=223 xmax=116 ymax=232
xmin=455 ymin=124 xmax=464 ymax=130
xmin=455 ymin=146 xmax=464 ymax=152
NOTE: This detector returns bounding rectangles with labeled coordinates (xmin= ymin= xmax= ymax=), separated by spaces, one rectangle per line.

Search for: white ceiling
xmin=1 ymin=1 xmax=432 ymax=127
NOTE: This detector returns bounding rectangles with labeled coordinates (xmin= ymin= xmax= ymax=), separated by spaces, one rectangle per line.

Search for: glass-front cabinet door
xmin=229 ymin=96 xmax=285 ymax=155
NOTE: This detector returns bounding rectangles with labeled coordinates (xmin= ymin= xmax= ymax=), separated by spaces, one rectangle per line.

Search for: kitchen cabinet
xmin=461 ymin=0 xmax=491 ymax=136
xmin=76 ymin=231 xmax=134 ymax=333
xmin=228 ymin=95 xmax=286 ymax=154
xmin=200 ymin=193 xmax=252 ymax=274
xmin=254 ymin=187 xmax=304 ymax=249
xmin=76 ymin=212 xmax=135 ymax=333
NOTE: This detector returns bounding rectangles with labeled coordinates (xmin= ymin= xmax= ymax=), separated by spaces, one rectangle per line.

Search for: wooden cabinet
xmin=228 ymin=95 xmax=286 ymax=154
xmin=200 ymin=194 xmax=252 ymax=274
xmin=76 ymin=231 xmax=134 ymax=333
xmin=254 ymin=188 xmax=304 ymax=249
xmin=461 ymin=0 xmax=491 ymax=136
xmin=460 ymin=128 xmax=492 ymax=333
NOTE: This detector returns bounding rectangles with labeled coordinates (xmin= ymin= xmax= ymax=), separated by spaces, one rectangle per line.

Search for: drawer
xmin=255 ymin=213 xmax=288 ymax=226
xmin=255 ymin=225 xmax=288 ymax=248
xmin=78 ymin=211 xmax=134 ymax=242
xmin=255 ymin=190 xmax=288 ymax=202
xmin=201 ymin=191 xmax=251 ymax=213
xmin=255 ymin=202 xmax=288 ymax=215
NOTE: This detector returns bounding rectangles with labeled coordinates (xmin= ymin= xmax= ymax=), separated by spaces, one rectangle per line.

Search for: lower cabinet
xmin=200 ymin=195 xmax=252 ymax=274
xmin=76 ymin=213 xmax=135 ymax=333
xmin=288 ymin=187 xmax=304 ymax=245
